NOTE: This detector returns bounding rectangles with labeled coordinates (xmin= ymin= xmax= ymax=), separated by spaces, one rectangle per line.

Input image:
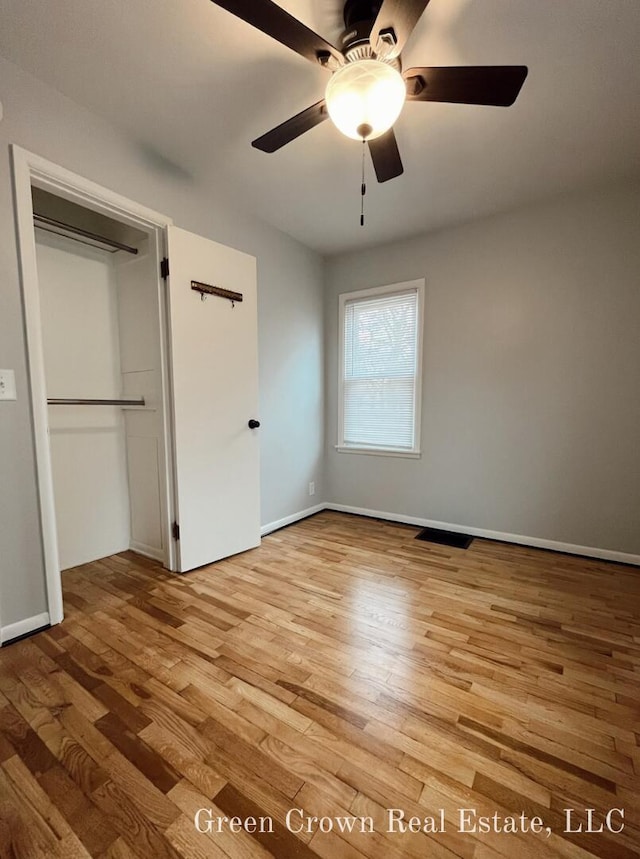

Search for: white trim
xmin=325 ymin=503 xmax=640 ymax=567
xmin=1 ymin=612 xmax=50 ymax=646
xmin=337 ymin=279 xmax=424 ymax=456
xmin=11 ymin=147 xmax=64 ymax=624
xmin=261 ymin=503 xmax=325 ymax=536
xmin=10 ymin=145 xmax=177 ymax=630
xmin=16 ymin=146 xmax=172 ymax=229
xmin=335 ymin=446 xmax=421 ymax=458
xmin=129 ymin=542 xmax=165 ymax=562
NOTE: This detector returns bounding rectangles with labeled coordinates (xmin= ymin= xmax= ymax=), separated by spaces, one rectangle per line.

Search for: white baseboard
xmin=326 ymin=503 xmax=640 ymax=567
xmin=261 ymin=503 xmax=326 ymax=536
xmin=129 ymin=541 xmax=165 ymax=562
xmin=1 ymin=611 xmax=51 ymax=645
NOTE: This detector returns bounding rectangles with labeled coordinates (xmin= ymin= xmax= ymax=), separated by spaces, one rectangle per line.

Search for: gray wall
xmin=0 ymin=56 xmax=325 ymax=629
xmin=325 ymin=182 xmax=640 ymax=555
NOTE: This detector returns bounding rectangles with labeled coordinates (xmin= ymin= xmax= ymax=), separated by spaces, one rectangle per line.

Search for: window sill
xmin=335 ymin=446 xmax=421 ymax=459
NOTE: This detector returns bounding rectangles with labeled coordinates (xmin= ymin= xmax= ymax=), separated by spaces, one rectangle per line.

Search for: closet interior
xmin=33 ymin=187 xmax=170 ymax=572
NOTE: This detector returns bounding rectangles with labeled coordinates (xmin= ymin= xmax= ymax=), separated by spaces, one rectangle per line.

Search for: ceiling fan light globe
xmin=325 ymin=59 xmax=406 ymax=141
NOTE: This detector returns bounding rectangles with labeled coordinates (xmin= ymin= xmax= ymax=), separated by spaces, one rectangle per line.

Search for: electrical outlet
xmin=308 ymin=481 xmax=315 ymax=496
xmin=0 ymin=369 xmax=17 ymax=400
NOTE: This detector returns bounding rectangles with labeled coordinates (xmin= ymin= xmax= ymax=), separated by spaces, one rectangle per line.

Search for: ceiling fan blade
xmin=210 ymin=0 xmax=343 ymax=67
xmin=368 ymin=129 xmax=404 ymax=182
xmin=404 ymin=66 xmax=528 ymax=106
xmin=252 ymin=101 xmax=329 ymax=153
xmin=370 ymin=0 xmax=432 ymax=59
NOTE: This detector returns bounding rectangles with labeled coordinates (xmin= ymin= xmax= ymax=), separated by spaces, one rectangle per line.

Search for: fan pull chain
xmin=360 ymin=138 xmax=367 ymax=227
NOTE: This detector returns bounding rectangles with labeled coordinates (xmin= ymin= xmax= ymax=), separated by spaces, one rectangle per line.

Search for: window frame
xmin=337 ymin=279 xmax=425 ymax=458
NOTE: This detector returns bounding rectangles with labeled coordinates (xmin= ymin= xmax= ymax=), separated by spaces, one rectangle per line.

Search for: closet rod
xmin=33 ymin=213 xmax=139 ymax=255
xmin=47 ymin=398 xmax=145 ymax=407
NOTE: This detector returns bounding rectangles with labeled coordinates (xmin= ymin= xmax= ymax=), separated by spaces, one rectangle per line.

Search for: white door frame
xmin=11 ymin=145 xmax=177 ymax=626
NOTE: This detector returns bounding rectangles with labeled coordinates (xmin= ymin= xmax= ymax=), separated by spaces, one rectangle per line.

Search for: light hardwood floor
xmin=1 ymin=511 xmax=639 ymax=858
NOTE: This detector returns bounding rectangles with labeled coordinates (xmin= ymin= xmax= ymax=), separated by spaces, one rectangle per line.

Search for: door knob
xmin=248 ymin=419 xmax=260 ymax=429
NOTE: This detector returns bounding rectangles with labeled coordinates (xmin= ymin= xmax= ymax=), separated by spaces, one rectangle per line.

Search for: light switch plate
xmin=0 ymin=369 xmax=17 ymax=400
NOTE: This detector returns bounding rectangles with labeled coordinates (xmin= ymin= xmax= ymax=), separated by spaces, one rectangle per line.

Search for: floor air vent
xmin=415 ymin=527 xmax=473 ymax=549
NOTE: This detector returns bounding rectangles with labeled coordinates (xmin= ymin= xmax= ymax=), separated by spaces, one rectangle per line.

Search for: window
xmin=338 ymin=280 xmax=424 ymax=456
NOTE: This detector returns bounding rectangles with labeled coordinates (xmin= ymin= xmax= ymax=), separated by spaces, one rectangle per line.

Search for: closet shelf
xmin=47 ymin=397 xmax=145 ymax=407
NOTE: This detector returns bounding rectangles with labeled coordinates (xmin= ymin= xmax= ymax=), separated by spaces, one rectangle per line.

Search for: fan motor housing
xmin=340 ymin=0 xmax=400 ymax=67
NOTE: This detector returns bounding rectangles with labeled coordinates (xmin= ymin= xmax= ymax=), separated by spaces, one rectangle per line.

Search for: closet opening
xmin=30 ymin=184 xmax=176 ymax=598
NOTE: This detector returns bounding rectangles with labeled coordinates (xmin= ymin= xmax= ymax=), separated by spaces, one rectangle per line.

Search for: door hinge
xmin=160 ymin=257 xmax=169 ymax=280
xmin=172 ymin=521 xmax=180 ymax=541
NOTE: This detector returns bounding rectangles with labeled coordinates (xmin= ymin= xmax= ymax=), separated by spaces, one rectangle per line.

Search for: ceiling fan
xmin=209 ymin=0 xmax=528 ymax=183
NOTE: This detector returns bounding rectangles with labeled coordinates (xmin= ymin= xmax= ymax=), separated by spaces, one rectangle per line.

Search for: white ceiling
xmin=1 ymin=0 xmax=639 ymax=253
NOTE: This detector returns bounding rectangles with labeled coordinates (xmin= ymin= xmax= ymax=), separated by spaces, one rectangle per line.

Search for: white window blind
xmin=342 ymin=287 xmax=420 ymax=451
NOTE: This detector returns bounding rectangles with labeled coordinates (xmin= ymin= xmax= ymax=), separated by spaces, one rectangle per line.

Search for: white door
xmin=165 ymin=226 xmax=261 ymax=571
